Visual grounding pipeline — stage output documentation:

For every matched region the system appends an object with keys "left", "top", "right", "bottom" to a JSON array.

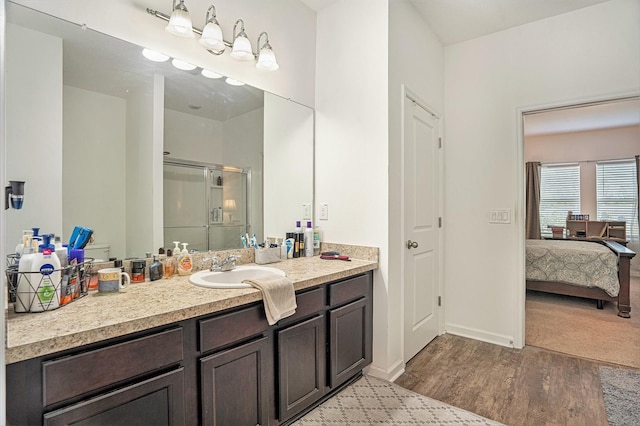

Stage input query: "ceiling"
[
  {"left": 301, "top": 0, "right": 612, "bottom": 46},
  {"left": 524, "top": 99, "right": 640, "bottom": 136}
]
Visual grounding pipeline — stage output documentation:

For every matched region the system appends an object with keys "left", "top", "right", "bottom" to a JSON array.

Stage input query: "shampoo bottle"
[
  {"left": 304, "top": 221, "right": 314, "bottom": 257},
  {"left": 177, "top": 243, "right": 193, "bottom": 276}
]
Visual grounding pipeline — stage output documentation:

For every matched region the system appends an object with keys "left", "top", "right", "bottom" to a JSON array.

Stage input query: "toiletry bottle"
[
  {"left": 305, "top": 221, "right": 314, "bottom": 257},
  {"left": 131, "top": 259, "right": 146, "bottom": 282},
  {"left": 149, "top": 255, "right": 163, "bottom": 281},
  {"left": 163, "top": 249, "right": 176, "bottom": 279},
  {"left": 29, "top": 235, "right": 62, "bottom": 312},
  {"left": 177, "top": 243, "right": 193, "bottom": 276},
  {"left": 294, "top": 221, "right": 302, "bottom": 258},
  {"left": 114, "top": 259, "right": 126, "bottom": 287},
  {"left": 15, "top": 229, "right": 33, "bottom": 255},
  {"left": 173, "top": 241, "right": 181, "bottom": 253},
  {"left": 286, "top": 233, "right": 295, "bottom": 259},
  {"left": 217, "top": 175, "right": 222, "bottom": 186},
  {"left": 313, "top": 226, "right": 321, "bottom": 256}
]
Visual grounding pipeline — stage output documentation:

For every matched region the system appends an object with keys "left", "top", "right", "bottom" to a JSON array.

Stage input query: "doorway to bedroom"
[{"left": 522, "top": 97, "right": 640, "bottom": 368}]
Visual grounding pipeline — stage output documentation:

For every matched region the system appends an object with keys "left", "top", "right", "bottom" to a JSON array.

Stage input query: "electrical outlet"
[
  {"left": 320, "top": 203, "right": 329, "bottom": 220},
  {"left": 302, "top": 203, "right": 311, "bottom": 220}
]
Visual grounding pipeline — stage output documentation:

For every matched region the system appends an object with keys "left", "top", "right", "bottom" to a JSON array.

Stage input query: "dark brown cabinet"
[
  {"left": 6, "top": 271, "right": 373, "bottom": 426},
  {"left": 200, "top": 336, "right": 272, "bottom": 426},
  {"left": 43, "top": 368, "right": 185, "bottom": 426},
  {"left": 277, "top": 314, "right": 326, "bottom": 422},
  {"left": 327, "top": 273, "right": 373, "bottom": 389}
]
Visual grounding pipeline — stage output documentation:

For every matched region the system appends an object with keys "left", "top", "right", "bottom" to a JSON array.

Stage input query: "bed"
[{"left": 526, "top": 239, "right": 636, "bottom": 318}]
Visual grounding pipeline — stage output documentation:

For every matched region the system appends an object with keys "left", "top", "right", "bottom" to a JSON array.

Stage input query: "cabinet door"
[
  {"left": 200, "top": 336, "right": 272, "bottom": 426},
  {"left": 277, "top": 315, "right": 326, "bottom": 421},
  {"left": 328, "top": 297, "right": 372, "bottom": 388},
  {"left": 43, "top": 368, "right": 185, "bottom": 426}
]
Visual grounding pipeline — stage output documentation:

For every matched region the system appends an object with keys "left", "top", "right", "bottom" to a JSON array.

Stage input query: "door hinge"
[
  {"left": 438, "top": 296, "right": 442, "bottom": 306},
  {"left": 438, "top": 137, "right": 442, "bottom": 149},
  {"left": 438, "top": 217, "right": 442, "bottom": 228}
]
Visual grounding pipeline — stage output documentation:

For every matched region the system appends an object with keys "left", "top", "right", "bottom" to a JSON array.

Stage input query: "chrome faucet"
[{"left": 205, "top": 254, "right": 241, "bottom": 272}]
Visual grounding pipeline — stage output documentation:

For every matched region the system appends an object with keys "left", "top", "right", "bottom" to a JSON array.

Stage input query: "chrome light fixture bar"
[{"left": 146, "top": 2, "right": 279, "bottom": 70}]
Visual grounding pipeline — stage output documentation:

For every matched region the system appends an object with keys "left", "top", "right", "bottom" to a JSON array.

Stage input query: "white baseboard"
[
  {"left": 365, "top": 358, "right": 405, "bottom": 382},
  {"left": 445, "top": 323, "right": 515, "bottom": 348}
]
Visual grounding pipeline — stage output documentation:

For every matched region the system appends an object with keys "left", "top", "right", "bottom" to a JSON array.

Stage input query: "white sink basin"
[{"left": 189, "top": 265, "right": 286, "bottom": 289}]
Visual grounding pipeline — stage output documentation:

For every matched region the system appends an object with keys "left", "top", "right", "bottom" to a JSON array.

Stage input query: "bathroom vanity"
[{"left": 5, "top": 254, "right": 377, "bottom": 425}]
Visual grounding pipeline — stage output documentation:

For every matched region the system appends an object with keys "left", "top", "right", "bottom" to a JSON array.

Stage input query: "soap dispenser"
[
  {"left": 177, "top": 243, "right": 193, "bottom": 276},
  {"left": 163, "top": 249, "right": 176, "bottom": 279},
  {"left": 149, "top": 255, "right": 163, "bottom": 281}
]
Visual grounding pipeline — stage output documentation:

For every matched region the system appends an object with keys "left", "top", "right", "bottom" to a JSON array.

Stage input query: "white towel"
[{"left": 242, "top": 273, "right": 297, "bottom": 325}]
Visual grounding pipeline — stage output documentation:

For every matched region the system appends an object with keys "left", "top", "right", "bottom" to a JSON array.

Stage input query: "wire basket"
[{"left": 6, "top": 255, "right": 93, "bottom": 313}]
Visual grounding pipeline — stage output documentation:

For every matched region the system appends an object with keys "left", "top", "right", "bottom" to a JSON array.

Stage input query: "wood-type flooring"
[{"left": 395, "top": 334, "right": 610, "bottom": 426}]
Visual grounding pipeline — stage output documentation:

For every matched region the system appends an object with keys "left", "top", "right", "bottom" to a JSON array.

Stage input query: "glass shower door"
[
  {"left": 163, "top": 164, "right": 208, "bottom": 252},
  {"left": 208, "top": 168, "right": 248, "bottom": 250}
]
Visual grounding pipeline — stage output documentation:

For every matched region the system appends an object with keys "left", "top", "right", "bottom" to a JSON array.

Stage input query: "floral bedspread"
[{"left": 526, "top": 239, "right": 619, "bottom": 297}]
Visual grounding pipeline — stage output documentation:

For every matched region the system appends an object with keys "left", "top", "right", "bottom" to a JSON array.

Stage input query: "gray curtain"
[{"left": 526, "top": 162, "right": 542, "bottom": 240}]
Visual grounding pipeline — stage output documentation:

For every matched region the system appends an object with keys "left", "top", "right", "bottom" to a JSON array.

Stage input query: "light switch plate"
[
  {"left": 302, "top": 203, "right": 311, "bottom": 220},
  {"left": 320, "top": 203, "right": 329, "bottom": 220},
  {"left": 489, "top": 209, "right": 511, "bottom": 224}
]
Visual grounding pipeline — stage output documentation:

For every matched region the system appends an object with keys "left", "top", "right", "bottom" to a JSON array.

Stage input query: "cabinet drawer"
[
  {"left": 43, "top": 328, "right": 183, "bottom": 407},
  {"left": 278, "top": 287, "right": 325, "bottom": 326},
  {"left": 199, "top": 304, "right": 268, "bottom": 353},
  {"left": 329, "top": 274, "right": 370, "bottom": 307}
]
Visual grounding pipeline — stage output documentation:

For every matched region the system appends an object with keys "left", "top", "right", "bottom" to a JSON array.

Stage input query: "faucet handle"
[{"left": 203, "top": 257, "right": 220, "bottom": 271}]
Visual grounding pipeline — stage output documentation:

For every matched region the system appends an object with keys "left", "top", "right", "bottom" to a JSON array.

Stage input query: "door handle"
[{"left": 406, "top": 240, "right": 419, "bottom": 249}]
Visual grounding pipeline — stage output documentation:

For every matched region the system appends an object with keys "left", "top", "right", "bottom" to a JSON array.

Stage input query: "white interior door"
[{"left": 403, "top": 96, "right": 441, "bottom": 362}]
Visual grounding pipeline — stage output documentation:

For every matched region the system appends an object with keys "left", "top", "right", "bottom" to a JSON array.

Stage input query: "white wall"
[
  {"left": 125, "top": 76, "right": 160, "bottom": 258},
  {"left": 14, "top": 0, "right": 317, "bottom": 108},
  {"left": 443, "top": 0, "right": 640, "bottom": 347},
  {"left": 164, "top": 109, "right": 224, "bottom": 161},
  {"left": 315, "top": 0, "right": 390, "bottom": 376},
  {"left": 264, "top": 93, "right": 314, "bottom": 240},
  {"left": 63, "top": 85, "right": 127, "bottom": 259},
  {"left": 223, "top": 108, "right": 265, "bottom": 240},
  {"left": 384, "top": 0, "right": 445, "bottom": 379},
  {"left": 5, "top": 23, "right": 63, "bottom": 251}
]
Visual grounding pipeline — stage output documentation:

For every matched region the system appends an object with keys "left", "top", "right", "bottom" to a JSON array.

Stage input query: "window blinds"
[
  {"left": 539, "top": 164, "right": 581, "bottom": 233},
  {"left": 596, "top": 159, "right": 639, "bottom": 241}
]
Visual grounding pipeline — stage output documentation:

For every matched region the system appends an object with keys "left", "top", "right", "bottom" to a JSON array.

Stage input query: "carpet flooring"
[
  {"left": 526, "top": 272, "right": 640, "bottom": 368},
  {"left": 294, "top": 375, "right": 502, "bottom": 425},
  {"left": 599, "top": 366, "right": 640, "bottom": 426}
]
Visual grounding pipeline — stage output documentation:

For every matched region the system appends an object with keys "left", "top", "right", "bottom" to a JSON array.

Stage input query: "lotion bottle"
[
  {"left": 177, "top": 243, "right": 193, "bottom": 276},
  {"left": 29, "top": 235, "right": 61, "bottom": 312}
]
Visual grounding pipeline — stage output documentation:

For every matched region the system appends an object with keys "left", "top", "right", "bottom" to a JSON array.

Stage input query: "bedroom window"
[
  {"left": 596, "top": 159, "right": 639, "bottom": 241},
  {"left": 539, "top": 163, "right": 581, "bottom": 233}
]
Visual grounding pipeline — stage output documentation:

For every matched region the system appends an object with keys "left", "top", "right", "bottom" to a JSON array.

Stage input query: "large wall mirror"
[{"left": 4, "top": 2, "right": 314, "bottom": 260}]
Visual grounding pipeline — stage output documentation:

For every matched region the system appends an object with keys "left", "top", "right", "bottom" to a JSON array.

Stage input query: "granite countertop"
[{"left": 6, "top": 245, "right": 378, "bottom": 364}]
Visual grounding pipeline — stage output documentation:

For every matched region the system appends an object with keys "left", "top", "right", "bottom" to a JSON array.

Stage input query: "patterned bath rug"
[
  {"left": 599, "top": 366, "right": 640, "bottom": 426},
  {"left": 293, "top": 375, "right": 502, "bottom": 425}
]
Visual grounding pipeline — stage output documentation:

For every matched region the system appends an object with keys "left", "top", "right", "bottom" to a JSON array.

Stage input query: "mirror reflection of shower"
[{"left": 163, "top": 160, "right": 249, "bottom": 252}]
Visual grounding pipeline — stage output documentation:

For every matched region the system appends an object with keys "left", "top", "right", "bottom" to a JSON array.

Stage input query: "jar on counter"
[{"left": 131, "top": 259, "right": 146, "bottom": 283}]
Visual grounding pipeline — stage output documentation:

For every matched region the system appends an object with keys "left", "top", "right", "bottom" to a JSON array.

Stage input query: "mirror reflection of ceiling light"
[
  {"left": 165, "top": 0, "right": 194, "bottom": 38},
  {"left": 171, "top": 58, "right": 197, "bottom": 71},
  {"left": 201, "top": 69, "right": 223, "bottom": 79},
  {"left": 146, "top": 2, "right": 279, "bottom": 70},
  {"left": 225, "top": 78, "right": 245, "bottom": 86},
  {"left": 142, "top": 48, "right": 170, "bottom": 62}
]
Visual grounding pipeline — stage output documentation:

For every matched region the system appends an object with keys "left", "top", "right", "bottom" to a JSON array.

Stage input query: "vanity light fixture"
[
  {"left": 146, "top": 2, "right": 279, "bottom": 70},
  {"left": 229, "top": 19, "right": 253, "bottom": 61},
  {"left": 201, "top": 69, "right": 223, "bottom": 79},
  {"left": 165, "top": 0, "right": 194, "bottom": 38},
  {"left": 171, "top": 58, "right": 197, "bottom": 71},
  {"left": 142, "top": 48, "right": 170, "bottom": 62},
  {"left": 256, "top": 32, "right": 279, "bottom": 71},
  {"left": 199, "top": 5, "right": 225, "bottom": 53}
]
